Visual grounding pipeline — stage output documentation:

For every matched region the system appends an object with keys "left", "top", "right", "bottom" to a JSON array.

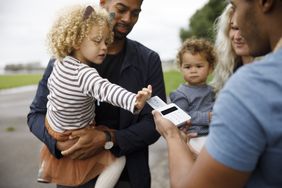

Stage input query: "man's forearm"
[
  {"left": 27, "top": 110, "right": 62, "bottom": 158},
  {"left": 167, "top": 134, "right": 194, "bottom": 188}
]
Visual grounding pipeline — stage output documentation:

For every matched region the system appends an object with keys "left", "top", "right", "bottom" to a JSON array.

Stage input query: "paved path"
[{"left": 0, "top": 86, "right": 169, "bottom": 188}]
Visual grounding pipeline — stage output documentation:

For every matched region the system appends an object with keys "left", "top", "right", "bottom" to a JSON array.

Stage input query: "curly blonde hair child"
[
  {"left": 47, "top": 4, "right": 113, "bottom": 60},
  {"left": 37, "top": 4, "right": 152, "bottom": 188}
]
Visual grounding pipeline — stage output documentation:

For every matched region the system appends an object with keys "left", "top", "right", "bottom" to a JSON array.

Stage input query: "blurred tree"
[{"left": 180, "top": 0, "right": 227, "bottom": 42}]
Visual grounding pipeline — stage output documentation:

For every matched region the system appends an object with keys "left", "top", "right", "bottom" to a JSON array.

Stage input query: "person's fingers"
[
  {"left": 69, "top": 127, "right": 89, "bottom": 139},
  {"left": 60, "top": 131, "right": 72, "bottom": 141},
  {"left": 152, "top": 110, "right": 164, "bottom": 130},
  {"left": 69, "top": 130, "right": 83, "bottom": 137},
  {"left": 63, "top": 130, "right": 73, "bottom": 135},
  {"left": 136, "top": 86, "right": 152, "bottom": 102},
  {"left": 152, "top": 110, "right": 161, "bottom": 118},
  {"left": 144, "top": 85, "right": 152, "bottom": 97},
  {"left": 57, "top": 134, "right": 70, "bottom": 142},
  {"left": 141, "top": 86, "right": 152, "bottom": 95},
  {"left": 187, "top": 132, "right": 198, "bottom": 138},
  {"left": 186, "top": 119, "right": 192, "bottom": 126},
  {"left": 61, "top": 142, "right": 80, "bottom": 156},
  {"left": 180, "top": 120, "right": 192, "bottom": 131},
  {"left": 147, "top": 84, "right": 152, "bottom": 92},
  {"left": 56, "top": 138, "right": 78, "bottom": 151},
  {"left": 139, "top": 90, "right": 149, "bottom": 96},
  {"left": 137, "top": 91, "right": 144, "bottom": 99},
  {"left": 180, "top": 131, "right": 188, "bottom": 142}
]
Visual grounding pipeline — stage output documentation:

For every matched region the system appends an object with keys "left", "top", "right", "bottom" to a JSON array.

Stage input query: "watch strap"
[
  {"left": 103, "top": 130, "right": 114, "bottom": 150},
  {"left": 103, "top": 130, "right": 112, "bottom": 142}
]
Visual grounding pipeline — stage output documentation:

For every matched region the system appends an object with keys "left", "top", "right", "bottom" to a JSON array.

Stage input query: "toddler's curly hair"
[
  {"left": 176, "top": 38, "right": 217, "bottom": 69},
  {"left": 47, "top": 4, "right": 113, "bottom": 60}
]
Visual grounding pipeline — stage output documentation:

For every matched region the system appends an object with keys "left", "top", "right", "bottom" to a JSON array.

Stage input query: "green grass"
[
  {"left": 0, "top": 74, "right": 42, "bottom": 90},
  {"left": 0, "top": 71, "right": 212, "bottom": 96},
  {"left": 5, "top": 126, "right": 15, "bottom": 132},
  {"left": 163, "top": 70, "right": 184, "bottom": 96},
  {"left": 0, "top": 72, "right": 181, "bottom": 93},
  {"left": 163, "top": 70, "right": 214, "bottom": 96}
]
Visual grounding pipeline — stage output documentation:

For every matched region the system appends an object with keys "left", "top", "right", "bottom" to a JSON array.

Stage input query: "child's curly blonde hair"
[
  {"left": 176, "top": 38, "right": 217, "bottom": 69},
  {"left": 47, "top": 4, "right": 113, "bottom": 60}
]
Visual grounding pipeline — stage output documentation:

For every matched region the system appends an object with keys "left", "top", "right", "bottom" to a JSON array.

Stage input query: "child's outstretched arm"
[{"left": 135, "top": 85, "right": 152, "bottom": 111}]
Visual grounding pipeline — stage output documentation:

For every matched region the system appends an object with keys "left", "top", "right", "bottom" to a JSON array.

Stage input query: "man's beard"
[
  {"left": 113, "top": 24, "right": 132, "bottom": 41},
  {"left": 114, "top": 31, "right": 126, "bottom": 41}
]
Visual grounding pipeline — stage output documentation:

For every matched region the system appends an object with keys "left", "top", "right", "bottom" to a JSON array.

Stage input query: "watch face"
[{"left": 104, "top": 141, "right": 114, "bottom": 150}]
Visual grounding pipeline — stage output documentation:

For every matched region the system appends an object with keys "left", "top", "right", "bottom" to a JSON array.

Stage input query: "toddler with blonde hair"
[{"left": 37, "top": 4, "right": 151, "bottom": 188}]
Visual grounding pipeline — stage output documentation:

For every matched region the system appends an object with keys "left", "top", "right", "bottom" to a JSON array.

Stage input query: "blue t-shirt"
[{"left": 206, "top": 48, "right": 282, "bottom": 187}]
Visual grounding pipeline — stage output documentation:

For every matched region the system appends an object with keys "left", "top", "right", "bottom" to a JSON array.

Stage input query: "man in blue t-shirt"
[{"left": 152, "top": 0, "right": 282, "bottom": 187}]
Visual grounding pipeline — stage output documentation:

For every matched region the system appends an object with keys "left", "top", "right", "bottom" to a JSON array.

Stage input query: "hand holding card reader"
[{"left": 147, "top": 96, "right": 191, "bottom": 127}]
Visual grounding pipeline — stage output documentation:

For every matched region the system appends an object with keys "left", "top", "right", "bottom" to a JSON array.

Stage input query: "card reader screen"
[{"left": 161, "top": 106, "right": 177, "bottom": 115}]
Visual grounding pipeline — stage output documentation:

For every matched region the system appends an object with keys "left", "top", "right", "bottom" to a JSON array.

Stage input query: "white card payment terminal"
[{"left": 147, "top": 96, "right": 191, "bottom": 127}]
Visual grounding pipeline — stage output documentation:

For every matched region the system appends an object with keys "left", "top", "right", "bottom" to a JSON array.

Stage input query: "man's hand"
[
  {"left": 152, "top": 110, "right": 180, "bottom": 139},
  {"left": 152, "top": 110, "right": 192, "bottom": 140},
  {"left": 56, "top": 137, "right": 78, "bottom": 152},
  {"left": 60, "top": 126, "right": 107, "bottom": 160}
]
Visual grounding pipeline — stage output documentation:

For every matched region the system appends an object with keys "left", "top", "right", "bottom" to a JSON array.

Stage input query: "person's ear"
[{"left": 259, "top": 0, "right": 274, "bottom": 13}]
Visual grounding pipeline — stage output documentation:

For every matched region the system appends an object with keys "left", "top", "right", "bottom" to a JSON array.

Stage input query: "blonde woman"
[{"left": 210, "top": 4, "right": 253, "bottom": 97}]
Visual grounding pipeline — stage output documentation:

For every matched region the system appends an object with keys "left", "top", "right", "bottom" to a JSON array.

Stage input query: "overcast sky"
[{"left": 0, "top": 0, "right": 209, "bottom": 68}]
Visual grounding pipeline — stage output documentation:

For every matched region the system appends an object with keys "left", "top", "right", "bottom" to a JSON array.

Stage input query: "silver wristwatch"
[{"left": 103, "top": 130, "right": 114, "bottom": 150}]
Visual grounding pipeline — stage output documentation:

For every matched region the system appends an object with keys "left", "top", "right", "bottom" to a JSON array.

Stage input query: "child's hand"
[{"left": 135, "top": 85, "right": 152, "bottom": 110}]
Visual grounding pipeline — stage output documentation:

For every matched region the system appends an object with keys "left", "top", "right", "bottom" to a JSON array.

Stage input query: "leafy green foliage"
[{"left": 180, "top": 0, "right": 227, "bottom": 42}]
